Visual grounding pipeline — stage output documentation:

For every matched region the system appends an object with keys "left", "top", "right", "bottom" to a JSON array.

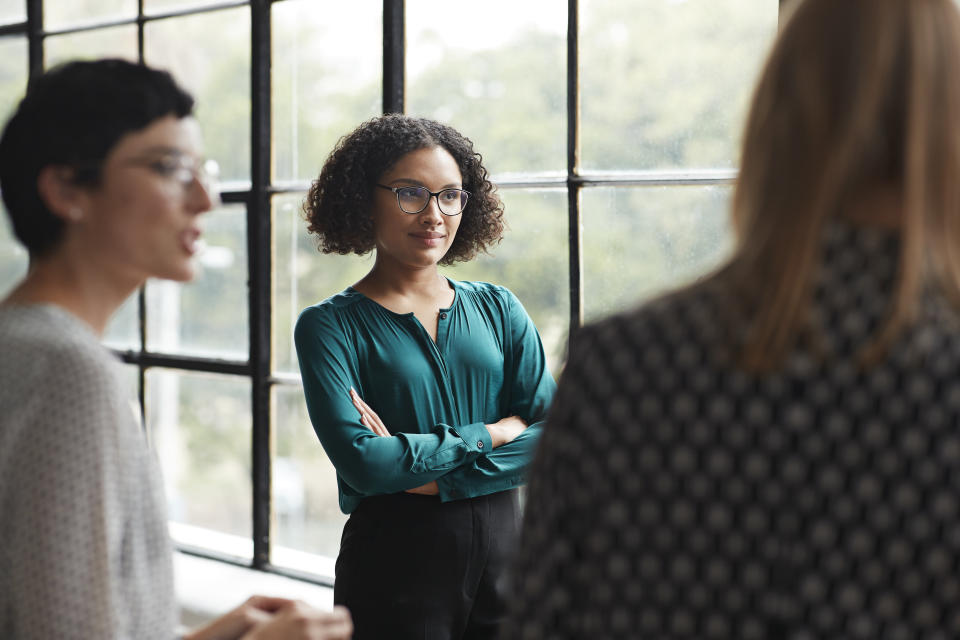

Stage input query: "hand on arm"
[
  {"left": 349, "top": 387, "right": 389, "bottom": 436},
  {"left": 296, "top": 308, "right": 492, "bottom": 496},
  {"left": 349, "top": 388, "right": 438, "bottom": 495},
  {"left": 347, "top": 389, "right": 527, "bottom": 495},
  {"left": 485, "top": 414, "right": 529, "bottom": 448},
  {"left": 433, "top": 288, "right": 556, "bottom": 501}
]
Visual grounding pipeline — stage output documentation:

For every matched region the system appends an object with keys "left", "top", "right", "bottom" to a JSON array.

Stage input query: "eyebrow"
[
  {"left": 387, "top": 178, "right": 462, "bottom": 189},
  {"left": 136, "top": 146, "right": 190, "bottom": 157}
]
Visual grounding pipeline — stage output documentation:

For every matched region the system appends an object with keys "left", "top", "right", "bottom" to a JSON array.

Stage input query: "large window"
[{"left": 0, "top": 0, "right": 778, "bottom": 584}]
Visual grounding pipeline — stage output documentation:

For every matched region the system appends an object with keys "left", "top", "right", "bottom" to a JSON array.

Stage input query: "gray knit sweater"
[{"left": 0, "top": 304, "right": 176, "bottom": 639}]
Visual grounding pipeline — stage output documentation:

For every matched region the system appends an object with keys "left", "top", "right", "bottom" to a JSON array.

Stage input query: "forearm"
[
  {"left": 435, "top": 419, "right": 544, "bottom": 501},
  {"left": 330, "top": 421, "right": 493, "bottom": 495}
]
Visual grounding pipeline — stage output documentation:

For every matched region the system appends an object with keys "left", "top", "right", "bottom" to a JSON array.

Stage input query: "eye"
[
  {"left": 397, "top": 186, "right": 425, "bottom": 199},
  {"left": 148, "top": 156, "right": 182, "bottom": 177},
  {"left": 440, "top": 190, "right": 461, "bottom": 202}
]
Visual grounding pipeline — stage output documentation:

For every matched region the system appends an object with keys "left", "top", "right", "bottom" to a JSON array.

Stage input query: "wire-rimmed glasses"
[
  {"left": 123, "top": 153, "right": 221, "bottom": 200},
  {"left": 376, "top": 184, "right": 470, "bottom": 216}
]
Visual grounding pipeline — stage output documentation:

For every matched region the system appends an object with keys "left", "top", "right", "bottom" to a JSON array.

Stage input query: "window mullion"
[{"left": 250, "top": 0, "right": 272, "bottom": 570}]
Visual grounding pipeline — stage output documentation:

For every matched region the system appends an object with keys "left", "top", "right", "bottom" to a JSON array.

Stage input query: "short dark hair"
[
  {"left": 0, "top": 58, "right": 195, "bottom": 256},
  {"left": 303, "top": 114, "right": 504, "bottom": 265}
]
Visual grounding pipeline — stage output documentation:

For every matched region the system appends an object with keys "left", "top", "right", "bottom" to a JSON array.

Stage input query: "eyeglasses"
[
  {"left": 123, "top": 154, "right": 220, "bottom": 195},
  {"left": 376, "top": 184, "right": 470, "bottom": 216}
]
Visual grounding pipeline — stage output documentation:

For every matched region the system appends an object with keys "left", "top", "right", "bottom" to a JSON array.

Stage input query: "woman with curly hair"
[{"left": 294, "top": 114, "right": 556, "bottom": 639}]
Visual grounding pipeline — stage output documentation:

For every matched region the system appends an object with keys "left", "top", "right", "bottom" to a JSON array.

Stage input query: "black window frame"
[{"left": 5, "top": 0, "right": 785, "bottom": 587}]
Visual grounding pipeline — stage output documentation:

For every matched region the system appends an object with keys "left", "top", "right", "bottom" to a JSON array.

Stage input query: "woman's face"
[
  {"left": 72, "top": 114, "right": 214, "bottom": 284},
  {"left": 370, "top": 145, "right": 463, "bottom": 270}
]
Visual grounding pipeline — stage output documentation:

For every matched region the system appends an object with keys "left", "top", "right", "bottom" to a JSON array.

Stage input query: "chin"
[{"left": 161, "top": 261, "right": 199, "bottom": 283}]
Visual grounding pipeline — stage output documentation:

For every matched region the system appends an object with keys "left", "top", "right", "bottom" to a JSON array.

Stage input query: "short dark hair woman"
[
  {"left": 0, "top": 59, "right": 351, "bottom": 640},
  {"left": 295, "top": 114, "right": 556, "bottom": 639},
  {"left": 505, "top": 0, "right": 960, "bottom": 637}
]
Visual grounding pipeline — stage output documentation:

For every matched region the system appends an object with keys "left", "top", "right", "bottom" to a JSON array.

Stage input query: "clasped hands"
[
  {"left": 185, "top": 596, "right": 352, "bottom": 640},
  {"left": 348, "top": 387, "right": 527, "bottom": 495}
]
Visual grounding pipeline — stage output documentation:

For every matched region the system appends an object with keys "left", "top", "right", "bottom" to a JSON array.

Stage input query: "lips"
[
  {"left": 409, "top": 231, "right": 446, "bottom": 247},
  {"left": 180, "top": 228, "right": 203, "bottom": 255}
]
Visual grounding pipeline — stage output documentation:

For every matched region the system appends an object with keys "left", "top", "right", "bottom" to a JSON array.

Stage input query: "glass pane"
[
  {"left": 144, "top": 0, "right": 231, "bottom": 15},
  {"left": 273, "top": 384, "right": 347, "bottom": 566},
  {"left": 583, "top": 185, "right": 733, "bottom": 321},
  {"left": 44, "top": 0, "right": 136, "bottom": 30},
  {"left": 447, "top": 188, "right": 569, "bottom": 375},
  {"left": 407, "top": 0, "right": 566, "bottom": 178},
  {"left": 0, "top": 39, "right": 24, "bottom": 295},
  {"left": 144, "top": 8, "right": 250, "bottom": 186},
  {"left": 146, "top": 369, "right": 252, "bottom": 548},
  {"left": 580, "top": 0, "right": 777, "bottom": 171},
  {"left": 0, "top": 203, "right": 27, "bottom": 300},
  {"left": 0, "top": 0, "right": 25, "bottom": 24},
  {"left": 273, "top": 0, "right": 381, "bottom": 185},
  {"left": 44, "top": 25, "right": 138, "bottom": 67},
  {"left": 103, "top": 292, "right": 140, "bottom": 351},
  {"left": 273, "top": 193, "right": 374, "bottom": 375},
  {"left": 146, "top": 203, "right": 248, "bottom": 359},
  {"left": 0, "top": 36, "right": 27, "bottom": 123}
]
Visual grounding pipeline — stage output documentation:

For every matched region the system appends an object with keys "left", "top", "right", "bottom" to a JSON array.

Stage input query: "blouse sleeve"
[
  {"left": 294, "top": 306, "right": 493, "bottom": 497},
  {"left": 435, "top": 288, "right": 557, "bottom": 501}
]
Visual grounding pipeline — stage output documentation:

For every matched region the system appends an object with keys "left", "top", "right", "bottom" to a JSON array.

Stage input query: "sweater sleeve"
[
  {"left": 7, "top": 353, "right": 131, "bottom": 639},
  {"left": 435, "top": 288, "right": 557, "bottom": 501},
  {"left": 294, "top": 306, "right": 493, "bottom": 499}
]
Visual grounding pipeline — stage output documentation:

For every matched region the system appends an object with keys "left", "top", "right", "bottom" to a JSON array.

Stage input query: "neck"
[
  {"left": 356, "top": 254, "right": 448, "bottom": 299},
  {"left": 1, "top": 246, "right": 143, "bottom": 337}
]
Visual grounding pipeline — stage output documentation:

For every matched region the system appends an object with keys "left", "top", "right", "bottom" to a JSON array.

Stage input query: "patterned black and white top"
[
  {"left": 505, "top": 221, "right": 960, "bottom": 639},
  {"left": 0, "top": 305, "right": 176, "bottom": 640}
]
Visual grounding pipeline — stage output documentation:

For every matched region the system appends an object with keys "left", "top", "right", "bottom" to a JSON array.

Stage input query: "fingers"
[
  {"left": 349, "top": 388, "right": 390, "bottom": 437},
  {"left": 367, "top": 404, "right": 389, "bottom": 435},
  {"left": 404, "top": 480, "right": 440, "bottom": 495},
  {"left": 245, "top": 595, "right": 296, "bottom": 613},
  {"left": 318, "top": 606, "right": 353, "bottom": 638},
  {"left": 186, "top": 597, "right": 279, "bottom": 640},
  {"left": 240, "top": 601, "right": 353, "bottom": 640}
]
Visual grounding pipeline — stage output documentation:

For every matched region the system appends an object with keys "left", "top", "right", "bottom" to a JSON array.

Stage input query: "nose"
[
  {"left": 187, "top": 176, "right": 219, "bottom": 214},
  {"left": 419, "top": 196, "right": 444, "bottom": 225}
]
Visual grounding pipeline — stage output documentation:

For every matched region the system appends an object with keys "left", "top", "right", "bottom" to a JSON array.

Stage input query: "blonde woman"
[{"left": 506, "top": 0, "right": 960, "bottom": 637}]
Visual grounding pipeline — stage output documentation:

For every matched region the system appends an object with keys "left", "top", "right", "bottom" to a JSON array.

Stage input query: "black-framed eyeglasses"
[{"left": 376, "top": 184, "right": 470, "bottom": 216}]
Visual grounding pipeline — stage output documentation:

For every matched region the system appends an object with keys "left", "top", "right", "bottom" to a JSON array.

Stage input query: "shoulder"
[
  {"left": 571, "top": 281, "right": 725, "bottom": 368},
  {"left": 451, "top": 279, "right": 523, "bottom": 311},
  {"left": 0, "top": 306, "right": 128, "bottom": 466},
  {"left": 295, "top": 288, "right": 366, "bottom": 334},
  {"left": 0, "top": 306, "right": 117, "bottom": 394}
]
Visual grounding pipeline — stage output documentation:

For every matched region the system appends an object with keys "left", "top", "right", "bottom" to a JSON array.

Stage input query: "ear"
[{"left": 36, "top": 165, "right": 87, "bottom": 222}]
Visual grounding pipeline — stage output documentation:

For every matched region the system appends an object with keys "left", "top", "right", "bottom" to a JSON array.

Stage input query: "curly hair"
[{"left": 303, "top": 114, "right": 504, "bottom": 265}]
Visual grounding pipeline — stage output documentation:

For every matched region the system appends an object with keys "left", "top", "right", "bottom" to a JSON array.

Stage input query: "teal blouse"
[{"left": 294, "top": 279, "right": 557, "bottom": 514}]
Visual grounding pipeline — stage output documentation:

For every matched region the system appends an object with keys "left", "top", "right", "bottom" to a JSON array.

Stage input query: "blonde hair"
[{"left": 727, "top": 0, "right": 960, "bottom": 370}]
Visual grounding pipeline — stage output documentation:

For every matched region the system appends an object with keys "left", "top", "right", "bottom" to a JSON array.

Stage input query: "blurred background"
[{"left": 0, "top": 0, "right": 778, "bottom": 582}]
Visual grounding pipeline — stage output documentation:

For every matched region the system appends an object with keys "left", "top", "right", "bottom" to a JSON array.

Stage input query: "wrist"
[{"left": 485, "top": 423, "right": 502, "bottom": 448}]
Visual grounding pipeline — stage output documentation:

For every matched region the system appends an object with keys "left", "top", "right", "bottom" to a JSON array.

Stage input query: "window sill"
[{"left": 174, "top": 551, "right": 335, "bottom": 630}]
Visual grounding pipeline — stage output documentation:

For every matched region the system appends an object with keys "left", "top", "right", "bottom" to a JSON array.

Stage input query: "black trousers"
[{"left": 334, "top": 489, "right": 521, "bottom": 640}]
